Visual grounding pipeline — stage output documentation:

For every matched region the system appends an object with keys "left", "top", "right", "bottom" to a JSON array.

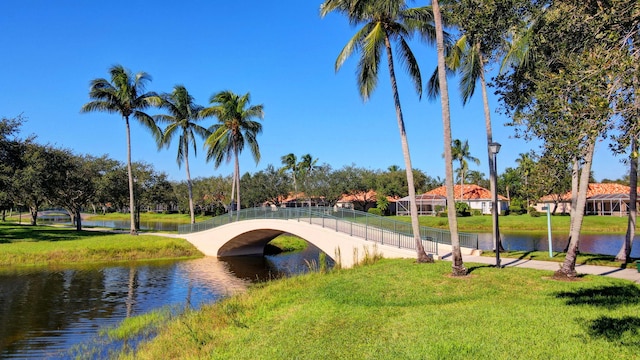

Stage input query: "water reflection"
[
  {"left": 0, "top": 246, "right": 327, "bottom": 359},
  {"left": 478, "top": 233, "right": 640, "bottom": 257}
]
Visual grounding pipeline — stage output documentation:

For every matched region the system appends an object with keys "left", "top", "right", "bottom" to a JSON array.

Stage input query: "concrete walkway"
[{"left": 442, "top": 253, "right": 640, "bottom": 284}]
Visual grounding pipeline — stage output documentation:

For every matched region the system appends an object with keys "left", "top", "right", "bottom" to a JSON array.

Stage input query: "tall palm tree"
[
  {"left": 299, "top": 153, "right": 319, "bottom": 206},
  {"left": 156, "top": 85, "right": 210, "bottom": 224},
  {"left": 201, "top": 91, "right": 264, "bottom": 219},
  {"left": 280, "top": 153, "right": 299, "bottom": 205},
  {"left": 451, "top": 139, "right": 480, "bottom": 199},
  {"left": 321, "top": 0, "right": 436, "bottom": 263},
  {"left": 432, "top": 0, "right": 467, "bottom": 275},
  {"left": 80, "top": 65, "right": 161, "bottom": 235}
]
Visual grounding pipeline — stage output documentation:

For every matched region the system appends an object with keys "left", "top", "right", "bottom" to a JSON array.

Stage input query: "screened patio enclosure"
[
  {"left": 585, "top": 193, "right": 635, "bottom": 216},
  {"left": 396, "top": 194, "right": 446, "bottom": 216}
]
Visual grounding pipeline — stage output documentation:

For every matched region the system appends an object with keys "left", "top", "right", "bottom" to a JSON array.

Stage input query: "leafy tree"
[
  {"left": 12, "top": 144, "right": 72, "bottom": 225},
  {"left": 321, "top": 0, "right": 436, "bottom": 263},
  {"left": 241, "top": 165, "right": 289, "bottom": 208},
  {"left": 156, "top": 85, "right": 210, "bottom": 224},
  {"left": 80, "top": 65, "right": 161, "bottom": 235},
  {"left": 0, "top": 115, "right": 28, "bottom": 219},
  {"left": 52, "top": 154, "right": 102, "bottom": 230},
  {"left": 306, "top": 164, "right": 345, "bottom": 206},
  {"left": 496, "top": 0, "right": 626, "bottom": 278},
  {"left": 201, "top": 91, "right": 264, "bottom": 218}
]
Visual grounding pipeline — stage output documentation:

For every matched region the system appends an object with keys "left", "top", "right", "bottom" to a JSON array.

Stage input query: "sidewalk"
[{"left": 452, "top": 254, "right": 640, "bottom": 284}]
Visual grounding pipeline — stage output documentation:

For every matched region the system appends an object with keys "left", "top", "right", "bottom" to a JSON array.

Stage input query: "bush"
[
  {"left": 438, "top": 211, "right": 448, "bottom": 217},
  {"left": 368, "top": 208, "right": 383, "bottom": 216},
  {"left": 455, "top": 202, "right": 471, "bottom": 217},
  {"left": 509, "top": 206, "right": 527, "bottom": 215},
  {"left": 472, "top": 209, "right": 482, "bottom": 216}
]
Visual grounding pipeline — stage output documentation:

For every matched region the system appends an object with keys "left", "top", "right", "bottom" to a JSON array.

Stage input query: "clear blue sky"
[{"left": 0, "top": 1, "right": 627, "bottom": 183}]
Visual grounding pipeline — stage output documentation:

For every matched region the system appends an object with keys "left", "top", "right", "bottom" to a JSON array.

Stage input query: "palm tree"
[
  {"left": 432, "top": 0, "right": 467, "bottom": 275},
  {"left": 80, "top": 65, "right": 161, "bottom": 235},
  {"left": 299, "top": 154, "right": 319, "bottom": 206},
  {"left": 451, "top": 139, "right": 480, "bottom": 199},
  {"left": 156, "top": 85, "right": 210, "bottom": 224},
  {"left": 320, "top": 0, "right": 436, "bottom": 263},
  {"left": 280, "top": 153, "right": 299, "bottom": 205},
  {"left": 201, "top": 91, "right": 264, "bottom": 219}
]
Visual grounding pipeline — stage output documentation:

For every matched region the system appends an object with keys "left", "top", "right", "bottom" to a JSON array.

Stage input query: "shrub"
[
  {"left": 367, "top": 208, "right": 383, "bottom": 216},
  {"left": 472, "top": 209, "right": 482, "bottom": 216},
  {"left": 455, "top": 202, "right": 471, "bottom": 217}
]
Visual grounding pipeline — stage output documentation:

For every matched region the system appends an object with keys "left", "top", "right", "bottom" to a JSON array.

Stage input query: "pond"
[
  {"left": 0, "top": 245, "right": 329, "bottom": 359},
  {"left": 477, "top": 232, "right": 640, "bottom": 257}
]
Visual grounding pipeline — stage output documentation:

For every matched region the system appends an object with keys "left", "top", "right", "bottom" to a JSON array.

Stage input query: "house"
[
  {"left": 397, "top": 184, "right": 509, "bottom": 216},
  {"left": 336, "top": 190, "right": 398, "bottom": 214},
  {"left": 534, "top": 183, "right": 640, "bottom": 216}
]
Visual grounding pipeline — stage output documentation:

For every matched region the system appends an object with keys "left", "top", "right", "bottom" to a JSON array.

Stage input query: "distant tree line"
[{"left": 0, "top": 115, "right": 446, "bottom": 228}]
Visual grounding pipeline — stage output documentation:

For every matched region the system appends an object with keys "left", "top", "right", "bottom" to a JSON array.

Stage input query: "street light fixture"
[{"left": 489, "top": 142, "right": 502, "bottom": 268}]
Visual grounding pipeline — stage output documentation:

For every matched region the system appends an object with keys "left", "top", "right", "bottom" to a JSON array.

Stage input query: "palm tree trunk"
[
  {"left": 234, "top": 148, "right": 241, "bottom": 221},
  {"left": 125, "top": 116, "right": 137, "bottom": 236},
  {"left": 434, "top": 0, "right": 465, "bottom": 275},
  {"left": 184, "top": 144, "right": 195, "bottom": 224},
  {"left": 616, "top": 136, "right": 637, "bottom": 263},
  {"left": 556, "top": 138, "right": 596, "bottom": 278},
  {"left": 384, "top": 35, "right": 431, "bottom": 263}
]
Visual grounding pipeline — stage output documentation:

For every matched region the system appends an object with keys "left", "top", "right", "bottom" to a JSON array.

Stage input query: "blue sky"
[{"left": 0, "top": 1, "right": 628, "bottom": 183}]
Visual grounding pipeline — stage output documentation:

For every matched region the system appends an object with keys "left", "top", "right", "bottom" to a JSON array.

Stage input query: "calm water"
[
  {"left": 477, "top": 233, "right": 640, "bottom": 257},
  {"left": 0, "top": 246, "right": 328, "bottom": 359}
]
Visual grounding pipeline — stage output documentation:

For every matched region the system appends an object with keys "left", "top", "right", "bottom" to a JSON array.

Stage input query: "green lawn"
[
  {"left": 390, "top": 214, "right": 630, "bottom": 233},
  {"left": 0, "top": 223, "right": 202, "bottom": 267},
  {"left": 119, "top": 259, "right": 640, "bottom": 359}
]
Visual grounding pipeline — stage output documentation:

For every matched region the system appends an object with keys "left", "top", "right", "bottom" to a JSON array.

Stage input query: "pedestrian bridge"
[{"left": 178, "top": 207, "right": 480, "bottom": 268}]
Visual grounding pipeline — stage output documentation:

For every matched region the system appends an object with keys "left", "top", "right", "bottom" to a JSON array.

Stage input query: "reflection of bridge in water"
[{"left": 178, "top": 207, "right": 480, "bottom": 268}]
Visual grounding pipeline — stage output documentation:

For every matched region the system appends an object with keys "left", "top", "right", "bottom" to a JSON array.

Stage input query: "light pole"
[{"left": 489, "top": 142, "right": 502, "bottom": 268}]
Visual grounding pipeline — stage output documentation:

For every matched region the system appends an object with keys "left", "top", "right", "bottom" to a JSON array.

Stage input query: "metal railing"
[{"left": 178, "top": 207, "right": 479, "bottom": 255}]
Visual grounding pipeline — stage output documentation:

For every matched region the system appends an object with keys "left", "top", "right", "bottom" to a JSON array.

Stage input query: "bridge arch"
[{"left": 181, "top": 219, "right": 417, "bottom": 268}]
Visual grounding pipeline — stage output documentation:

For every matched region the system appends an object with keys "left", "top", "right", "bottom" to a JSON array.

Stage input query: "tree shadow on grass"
[
  {"left": 585, "top": 316, "right": 640, "bottom": 345},
  {"left": 1, "top": 224, "right": 114, "bottom": 243},
  {"left": 556, "top": 285, "right": 640, "bottom": 309}
]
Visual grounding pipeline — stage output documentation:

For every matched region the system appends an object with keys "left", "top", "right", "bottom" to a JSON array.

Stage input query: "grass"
[
  {"left": 0, "top": 222, "right": 202, "bottom": 267},
  {"left": 267, "top": 235, "right": 308, "bottom": 252},
  {"left": 483, "top": 250, "right": 638, "bottom": 268},
  {"left": 390, "top": 214, "right": 630, "bottom": 233},
  {"left": 84, "top": 212, "right": 207, "bottom": 224},
  {"left": 117, "top": 259, "right": 640, "bottom": 359}
]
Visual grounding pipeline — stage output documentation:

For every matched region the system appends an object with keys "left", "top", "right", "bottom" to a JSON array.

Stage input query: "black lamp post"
[{"left": 489, "top": 142, "right": 502, "bottom": 268}]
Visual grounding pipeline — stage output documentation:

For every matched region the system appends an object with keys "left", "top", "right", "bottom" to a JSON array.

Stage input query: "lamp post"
[{"left": 489, "top": 142, "right": 502, "bottom": 268}]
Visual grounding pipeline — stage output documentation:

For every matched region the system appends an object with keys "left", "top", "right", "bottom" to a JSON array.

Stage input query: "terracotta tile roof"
[
  {"left": 424, "top": 184, "right": 508, "bottom": 201},
  {"left": 538, "top": 183, "right": 640, "bottom": 202},
  {"left": 338, "top": 190, "right": 398, "bottom": 203}
]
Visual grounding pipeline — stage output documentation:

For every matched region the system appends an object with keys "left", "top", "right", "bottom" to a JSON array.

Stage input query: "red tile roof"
[
  {"left": 425, "top": 184, "right": 508, "bottom": 201},
  {"left": 538, "top": 183, "right": 639, "bottom": 202},
  {"left": 338, "top": 190, "right": 398, "bottom": 203}
]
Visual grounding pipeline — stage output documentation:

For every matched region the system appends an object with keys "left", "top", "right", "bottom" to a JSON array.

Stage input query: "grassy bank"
[
  {"left": 0, "top": 223, "right": 202, "bottom": 267},
  {"left": 118, "top": 259, "right": 640, "bottom": 359},
  {"left": 84, "top": 212, "right": 204, "bottom": 224},
  {"left": 390, "top": 214, "right": 630, "bottom": 233}
]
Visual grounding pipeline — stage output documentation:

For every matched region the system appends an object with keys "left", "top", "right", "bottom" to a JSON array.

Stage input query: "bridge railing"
[{"left": 177, "top": 207, "right": 479, "bottom": 255}]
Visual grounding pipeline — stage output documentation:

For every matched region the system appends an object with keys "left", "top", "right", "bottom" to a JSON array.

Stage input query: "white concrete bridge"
[{"left": 178, "top": 207, "right": 480, "bottom": 269}]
